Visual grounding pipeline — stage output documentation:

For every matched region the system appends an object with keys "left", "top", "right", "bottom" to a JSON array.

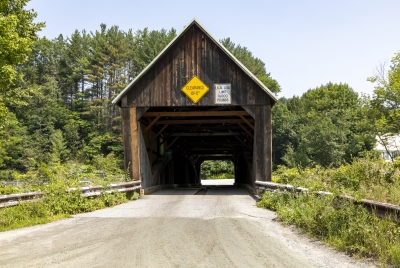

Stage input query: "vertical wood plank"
[
  {"left": 147, "top": 72, "right": 152, "bottom": 106},
  {"left": 229, "top": 63, "right": 236, "bottom": 104},
  {"left": 148, "top": 128, "right": 153, "bottom": 166},
  {"left": 236, "top": 71, "right": 247, "bottom": 103},
  {"left": 190, "top": 27, "right": 195, "bottom": 79},
  {"left": 201, "top": 33, "right": 206, "bottom": 82},
  {"left": 138, "top": 122, "right": 152, "bottom": 188},
  {"left": 206, "top": 35, "right": 212, "bottom": 84},
  {"left": 138, "top": 79, "right": 144, "bottom": 106},
  {"left": 180, "top": 36, "right": 187, "bottom": 106},
  {"left": 153, "top": 62, "right": 158, "bottom": 107},
  {"left": 247, "top": 82, "right": 254, "bottom": 105},
  {"left": 159, "top": 57, "right": 165, "bottom": 106},
  {"left": 166, "top": 54, "right": 172, "bottom": 106},
  {"left": 220, "top": 52, "right": 226, "bottom": 82},
  {"left": 122, "top": 108, "right": 131, "bottom": 174},
  {"left": 206, "top": 35, "right": 213, "bottom": 105},
  {"left": 264, "top": 104, "right": 272, "bottom": 181},
  {"left": 252, "top": 106, "right": 263, "bottom": 183},
  {"left": 129, "top": 107, "right": 140, "bottom": 180},
  {"left": 196, "top": 28, "right": 201, "bottom": 77},
  {"left": 212, "top": 44, "right": 219, "bottom": 83},
  {"left": 172, "top": 41, "right": 180, "bottom": 106}
]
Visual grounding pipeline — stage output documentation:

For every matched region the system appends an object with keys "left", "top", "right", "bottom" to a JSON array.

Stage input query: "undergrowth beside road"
[
  {"left": 0, "top": 184, "right": 139, "bottom": 232},
  {"left": 259, "top": 157, "right": 400, "bottom": 267},
  {"left": 257, "top": 191, "right": 400, "bottom": 267},
  {"left": 272, "top": 157, "right": 400, "bottom": 205},
  {"left": 0, "top": 161, "right": 140, "bottom": 232},
  {"left": 202, "top": 174, "right": 234, "bottom": 180}
]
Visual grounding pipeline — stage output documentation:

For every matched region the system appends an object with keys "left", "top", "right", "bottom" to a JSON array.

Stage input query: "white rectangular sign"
[{"left": 214, "top": 84, "right": 231, "bottom": 104}]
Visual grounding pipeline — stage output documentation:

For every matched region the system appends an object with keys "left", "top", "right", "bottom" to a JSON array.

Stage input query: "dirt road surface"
[{"left": 0, "top": 183, "right": 376, "bottom": 268}]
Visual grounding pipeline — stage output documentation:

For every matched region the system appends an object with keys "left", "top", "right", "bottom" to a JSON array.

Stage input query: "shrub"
[
  {"left": 0, "top": 161, "right": 139, "bottom": 232},
  {"left": 258, "top": 190, "right": 400, "bottom": 266},
  {"left": 273, "top": 158, "right": 400, "bottom": 204}
]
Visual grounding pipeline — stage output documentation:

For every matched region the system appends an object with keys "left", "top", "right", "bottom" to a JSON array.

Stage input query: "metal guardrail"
[
  {"left": 0, "top": 192, "right": 44, "bottom": 208},
  {"left": 255, "top": 181, "right": 400, "bottom": 222},
  {"left": 0, "top": 181, "right": 141, "bottom": 208}
]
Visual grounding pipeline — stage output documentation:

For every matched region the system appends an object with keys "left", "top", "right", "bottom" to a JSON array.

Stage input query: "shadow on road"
[{"left": 150, "top": 185, "right": 252, "bottom": 197}]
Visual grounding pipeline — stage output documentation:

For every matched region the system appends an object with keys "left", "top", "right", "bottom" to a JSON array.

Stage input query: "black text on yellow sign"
[{"left": 181, "top": 76, "right": 209, "bottom": 103}]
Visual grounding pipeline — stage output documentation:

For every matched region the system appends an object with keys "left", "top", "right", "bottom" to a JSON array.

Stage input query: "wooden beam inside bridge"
[
  {"left": 154, "top": 119, "right": 254, "bottom": 125},
  {"left": 142, "top": 111, "right": 249, "bottom": 117}
]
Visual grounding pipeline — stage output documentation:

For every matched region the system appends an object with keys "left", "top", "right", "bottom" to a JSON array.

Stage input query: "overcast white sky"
[{"left": 26, "top": 0, "right": 400, "bottom": 98}]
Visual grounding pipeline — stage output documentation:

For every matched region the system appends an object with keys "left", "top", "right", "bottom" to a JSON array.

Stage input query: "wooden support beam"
[
  {"left": 189, "top": 147, "right": 237, "bottom": 151},
  {"left": 129, "top": 108, "right": 139, "bottom": 179},
  {"left": 136, "top": 107, "right": 150, "bottom": 120},
  {"left": 166, "top": 136, "right": 180, "bottom": 150},
  {"left": 234, "top": 136, "right": 252, "bottom": 150},
  {"left": 265, "top": 105, "right": 272, "bottom": 182},
  {"left": 150, "top": 124, "right": 169, "bottom": 143},
  {"left": 238, "top": 123, "right": 254, "bottom": 139},
  {"left": 195, "top": 154, "right": 233, "bottom": 157},
  {"left": 155, "top": 119, "right": 254, "bottom": 125},
  {"left": 176, "top": 142, "right": 242, "bottom": 147},
  {"left": 190, "top": 151, "right": 238, "bottom": 156},
  {"left": 239, "top": 115, "right": 254, "bottom": 130},
  {"left": 143, "top": 111, "right": 249, "bottom": 117},
  {"left": 143, "top": 115, "right": 161, "bottom": 134},
  {"left": 170, "top": 132, "right": 240, "bottom": 137},
  {"left": 197, "top": 156, "right": 235, "bottom": 161},
  {"left": 252, "top": 105, "right": 272, "bottom": 182},
  {"left": 241, "top": 105, "right": 256, "bottom": 119},
  {"left": 168, "top": 125, "right": 243, "bottom": 131}
]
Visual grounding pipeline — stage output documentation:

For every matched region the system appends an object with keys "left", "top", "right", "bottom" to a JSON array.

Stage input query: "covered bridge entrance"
[{"left": 112, "top": 19, "right": 277, "bottom": 192}]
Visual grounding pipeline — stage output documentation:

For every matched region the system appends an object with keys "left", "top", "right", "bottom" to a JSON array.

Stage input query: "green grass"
[
  {"left": 257, "top": 191, "right": 400, "bottom": 266},
  {"left": 0, "top": 201, "right": 69, "bottom": 232},
  {"left": 259, "top": 157, "right": 400, "bottom": 267},
  {"left": 201, "top": 173, "right": 234, "bottom": 180},
  {"left": 0, "top": 160, "right": 139, "bottom": 232},
  {"left": 0, "top": 190, "right": 139, "bottom": 232},
  {"left": 272, "top": 157, "right": 400, "bottom": 205}
]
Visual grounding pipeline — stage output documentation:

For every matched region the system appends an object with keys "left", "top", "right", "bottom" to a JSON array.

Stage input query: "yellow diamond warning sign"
[{"left": 181, "top": 76, "right": 209, "bottom": 103}]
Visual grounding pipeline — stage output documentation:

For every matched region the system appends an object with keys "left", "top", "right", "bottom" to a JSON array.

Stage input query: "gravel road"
[{"left": 0, "top": 182, "right": 377, "bottom": 268}]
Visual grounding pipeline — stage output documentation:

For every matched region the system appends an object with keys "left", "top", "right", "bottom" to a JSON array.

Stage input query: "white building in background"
[{"left": 375, "top": 134, "right": 400, "bottom": 161}]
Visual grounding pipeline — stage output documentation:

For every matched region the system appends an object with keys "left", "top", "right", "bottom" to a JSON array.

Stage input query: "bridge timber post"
[{"left": 252, "top": 105, "right": 272, "bottom": 182}]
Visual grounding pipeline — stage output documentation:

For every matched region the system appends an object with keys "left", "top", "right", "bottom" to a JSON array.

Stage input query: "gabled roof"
[{"left": 112, "top": 18, "right": 277, "bottom": 105}]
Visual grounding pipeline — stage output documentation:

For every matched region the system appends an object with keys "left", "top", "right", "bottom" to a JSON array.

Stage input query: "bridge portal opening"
[
  {"left": 200, "top": 160, "right": 235, "bottom": 186},
  {"left": 200, "top": 160, "right": 234, "bottom": 180},
  {"left": 135, "top": 106, "right": 253, "bottom": 188}
]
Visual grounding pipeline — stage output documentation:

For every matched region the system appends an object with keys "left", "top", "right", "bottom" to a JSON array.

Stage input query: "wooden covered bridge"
[{"left": 112, "top": 19, "right": 277, "bottom": 192}]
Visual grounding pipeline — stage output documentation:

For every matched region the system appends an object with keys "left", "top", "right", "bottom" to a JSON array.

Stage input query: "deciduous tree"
[{"left": 0, "top": 0, "right": 43, "bottom": 126}]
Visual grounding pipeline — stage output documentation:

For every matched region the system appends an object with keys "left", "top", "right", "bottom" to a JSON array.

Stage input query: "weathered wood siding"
[
  {"left": 251, "top": 105, "right": 272, "bottom": 182},
  {"left": 138, "top": 123, "right": 153, "bottom": 188},
  {"left": 121, "top": 24, "right": 271, "bottom": 108},
  {"left": 121, "top": 108, "right": 140, "bottom": 180}
]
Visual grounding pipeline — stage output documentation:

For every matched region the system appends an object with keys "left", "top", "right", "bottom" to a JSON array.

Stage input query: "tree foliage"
[
  {"left": 0, "top": 0, "right": 44, "bottom": 128},
  {"left": 0, "top": 17, "right": 178, "bottom": 175},
  {"left": 273, "top": 83, "right": 375, "bottom": 169},
  {"left": 1, "top": 2, "right": 396, "bottom": 179},
  {"left": 220, "top": 38, "right": 281, "bottom": 94},
  {"left": 368, "top": 52, "right": 400, "bottom": 161},
  {"left": 1, "top": 13, "right": 287, "bottom": 177},
  {"left": 201, "top": 160, "right": 234, "bottom": 179}
]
